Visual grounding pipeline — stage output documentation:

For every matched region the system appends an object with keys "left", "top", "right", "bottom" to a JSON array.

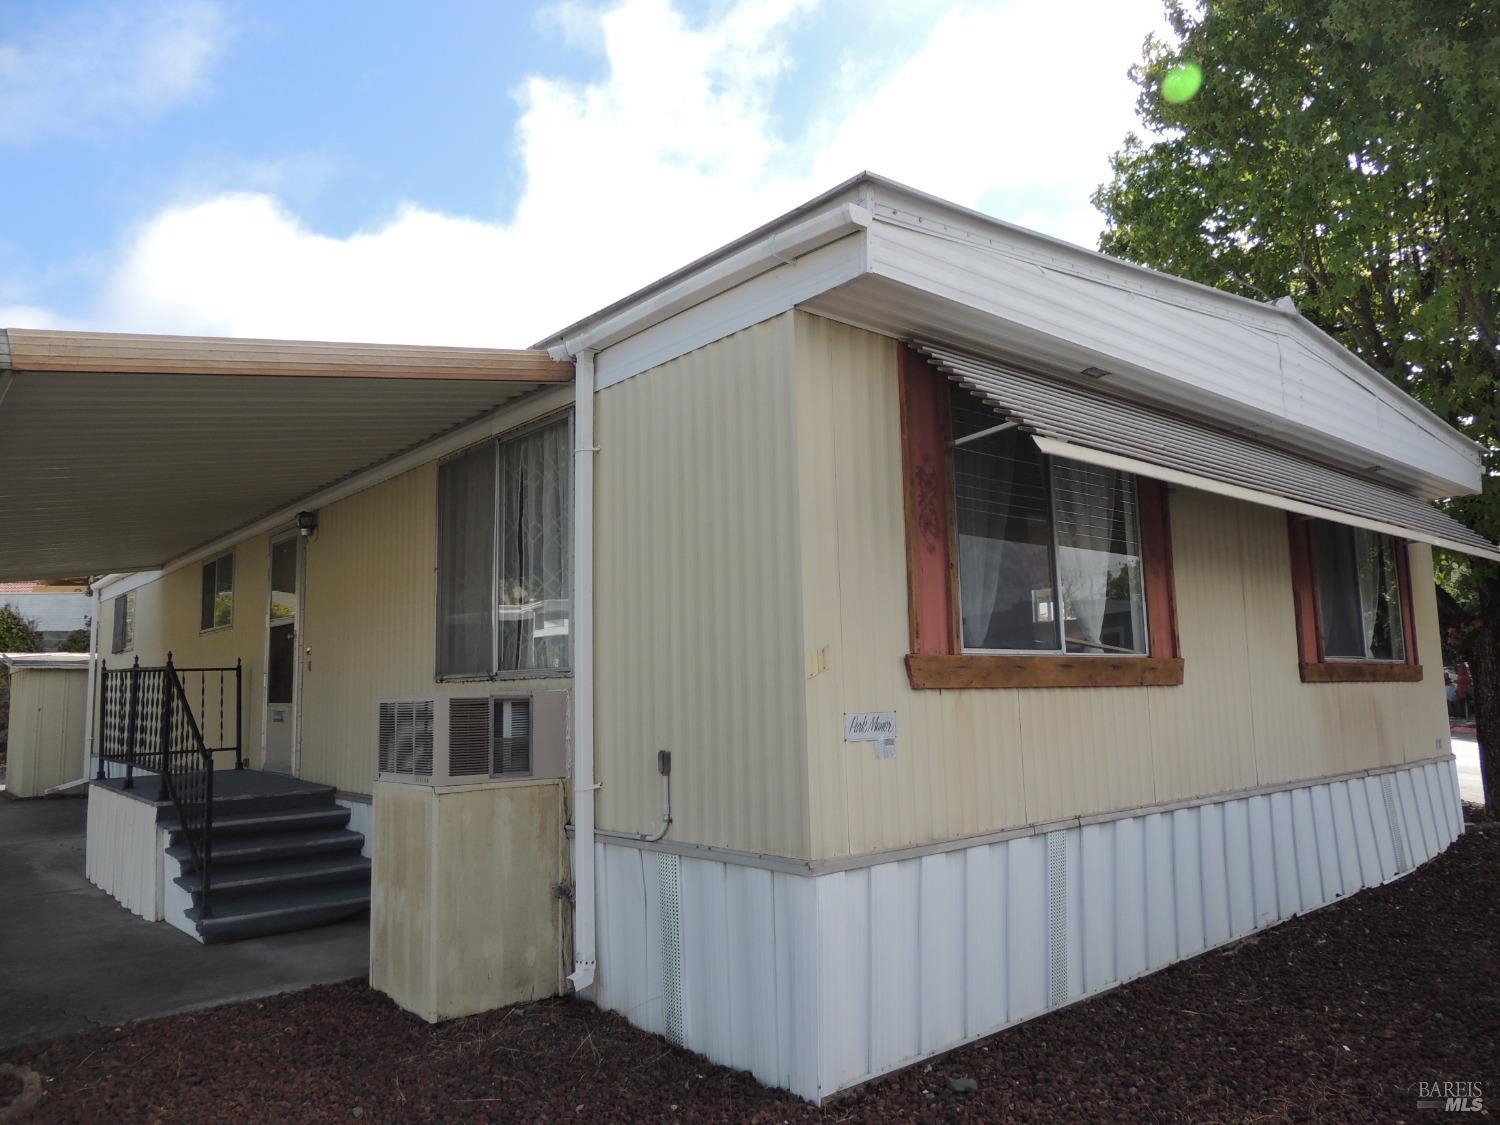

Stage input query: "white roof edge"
[
  {"left": 0, "top": 651, "right": 92, "bottom": 669},
  {"left": 536, "top": 171, "right": 1480, "bottom": 467},
  {"left": 533, "top": 172, "right": 876, "bottom": 350},
  {"left": 855, "top": 176, "right": 1482, "bottom": 464}
]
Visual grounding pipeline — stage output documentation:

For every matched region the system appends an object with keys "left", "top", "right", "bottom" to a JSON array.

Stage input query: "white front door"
[{"left": 263, "top": 532, "right": 304, "bottom": 774}]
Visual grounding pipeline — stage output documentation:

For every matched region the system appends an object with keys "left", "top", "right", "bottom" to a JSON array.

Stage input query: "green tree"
[
  {"left": 1094, "top": 0, "right": 1500, "bottom": 812},
  {"left": 0, "top": 604, "right": 41, "bottom": 654},
  {"left": 57, "top": 628, "right": 90, "bottom": 653}
]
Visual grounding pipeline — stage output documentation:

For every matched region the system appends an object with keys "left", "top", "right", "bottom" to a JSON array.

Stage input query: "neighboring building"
[
  {"left": 0, "top": 581, "right": 90, "bottom": 650},
  {"left": 0, "top": 174, "right": 1493, "bottom": 1101}
]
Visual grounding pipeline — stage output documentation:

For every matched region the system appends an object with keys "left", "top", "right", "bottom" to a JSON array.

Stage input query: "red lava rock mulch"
[{"left": 7, "top": 820, "right": 1498, "bottom": 1123}]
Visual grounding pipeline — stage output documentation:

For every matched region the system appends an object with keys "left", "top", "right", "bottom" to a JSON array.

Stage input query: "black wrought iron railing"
[
  {"left": 97, "top": 657, "right": 243, "bottom": 780},
  {"left": 96, "top": 654, "right": 240, "bottom": 918}
]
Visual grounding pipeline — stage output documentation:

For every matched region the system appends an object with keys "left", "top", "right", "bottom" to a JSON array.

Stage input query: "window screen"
[
  {"left": 436, "top": 441, "right": 498, "bottom": 679},
  {"left": 110, "top": 592, "right": 135, "bottom": 654},
  {"left": 1311, "top": 522, "right": 1405, "bottom": 661},
  {"left": 951, "top": 384, "right": 1147, "bottom": 655},
  {"left": 200, "top": 553, "right": 234, "bottom": 631},
  {"left": 435, "top": 416, "right": 571, "bottom": 679}
]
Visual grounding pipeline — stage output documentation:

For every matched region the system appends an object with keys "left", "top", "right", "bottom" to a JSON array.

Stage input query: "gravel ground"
[{"left": 6, "top": 819, "right": 1498, "bottom": 1123}]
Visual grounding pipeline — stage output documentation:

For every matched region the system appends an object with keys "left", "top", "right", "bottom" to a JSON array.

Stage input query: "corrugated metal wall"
[
  {"left": 792, "top": 311, "right": 1451, "bottom": 862},
  {"left": 593, "top": 756, "right": 1464, "bottom": 1102},
  {"left": 594, "top": 314, "right": 811, "bottom": 857}
]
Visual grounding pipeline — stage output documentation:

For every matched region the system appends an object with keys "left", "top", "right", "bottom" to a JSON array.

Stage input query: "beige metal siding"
[
  {"left": 594, "top": 314, "right": 811, "bottom": 857},
  {"left": 100, "top": 393, "right": 574, "bottom": 795},
  {"left": 792, "top": 312, "right": 1453, "bottom": 861},
  {"left": 299, "top": 457, "right": 571, "bottom": 795},
  {"left": 101, "top": 537, "right": 271, "bottom": 769},
  {"left": 4, "top": 667, "right": 88, "bottom": 795}
]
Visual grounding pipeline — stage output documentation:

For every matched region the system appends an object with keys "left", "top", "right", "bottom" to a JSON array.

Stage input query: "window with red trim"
[
  {"left": 1286, "top": 515, "right": 1421, "bottom": 683},
  {"left": 899, "top": 345, "right": 1182, "bottom": 690}
]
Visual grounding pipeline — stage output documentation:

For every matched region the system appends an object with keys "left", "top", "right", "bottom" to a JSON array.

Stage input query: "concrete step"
[
  {"left": 189, "top": 882, "right": 370, "bottom": 944},
  {"left": 174, "top": 853, "right": 371, "bottom": 897},
  {"left": 167, "top": 828, "right": 365, "bottom": 870}
]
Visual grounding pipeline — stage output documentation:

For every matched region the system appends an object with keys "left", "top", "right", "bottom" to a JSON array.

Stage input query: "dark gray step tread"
[
  {"left": 153, "top": 791, "right": 341, "bottom": 825},
  {"left": 166, "top": 828, "right": 365, "bottom": 867},
  {"left": 189, "top": 883, "right": 370, "bottom": 921},
  {"left": 174, "top": 854, "right": 370, "bottom": 894},
  {"left": 189, "top": 889, "right": 370, "bottom": 938},
  {"left": 164, "top": 807, "right": 350, "bottom": 837}
]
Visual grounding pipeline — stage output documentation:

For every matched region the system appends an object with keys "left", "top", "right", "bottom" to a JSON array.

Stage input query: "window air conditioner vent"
[
  {"left": 494, "top": 697, "right": 531, "bottom": 777},
  {"left": 448, "top": 697, "right": 492, "bottom": 777},
  {"left": 375, "top": 692, "right": 565, "bottom": 787}
]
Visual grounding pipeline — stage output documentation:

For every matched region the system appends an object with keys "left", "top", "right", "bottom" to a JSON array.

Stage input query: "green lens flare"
[{"left": 1161, "top": 62, "right": 1204, "bottom": 104}]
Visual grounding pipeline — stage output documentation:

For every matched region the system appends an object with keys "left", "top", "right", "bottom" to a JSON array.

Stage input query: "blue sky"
[{"left": 0, "top": 0, "right": 1167, "bottom": 345}]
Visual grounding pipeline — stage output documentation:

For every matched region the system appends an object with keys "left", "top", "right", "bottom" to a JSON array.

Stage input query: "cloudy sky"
[{"left": 0, "top": 0, "right": 1168, "bottom": 346}]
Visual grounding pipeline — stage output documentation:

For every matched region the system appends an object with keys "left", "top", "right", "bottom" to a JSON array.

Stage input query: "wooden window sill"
[
  {"left": 1298, "top": 661, "right": 1423, "bottom": 684},
  {"left": 906, "top": 653, "right": 1184, "bottom": 690}
]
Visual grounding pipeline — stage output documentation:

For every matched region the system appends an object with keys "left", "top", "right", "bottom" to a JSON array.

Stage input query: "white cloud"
[
  {"left": 20, "top": 0, "right": 1165, "bottom": 346},
  {"left": 0, "top": 0, "right": 229, "bottom": 144}
]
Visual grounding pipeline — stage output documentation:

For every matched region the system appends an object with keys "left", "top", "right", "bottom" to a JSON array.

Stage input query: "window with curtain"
[
  {"left": 1309, "top": 521, "right": 1405, "bottom": 661},
  {"left": 200, "top": 553, "right": 234, "bottom": 631},
  {"left": 436, "top": 415, "right": 572, "bottom": 679},
  {"left": 951, "top": 385, "right": 1148, "bottom": 655}
]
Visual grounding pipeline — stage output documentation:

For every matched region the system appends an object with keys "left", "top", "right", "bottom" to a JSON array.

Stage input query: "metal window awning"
[
  {"left": 918, "top": 342, "right": 1500, "bottom": 562},
  {"left": 0, "top": 329, "right": 573, "bottom": 580}
]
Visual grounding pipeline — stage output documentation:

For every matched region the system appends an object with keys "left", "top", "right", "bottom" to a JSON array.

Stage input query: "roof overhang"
[
  {"left": 0, "top": 329, "right": 572, "bottom": 580},
  {"left": 538, "top": 172, "right": 1484, "bottom": 503}
]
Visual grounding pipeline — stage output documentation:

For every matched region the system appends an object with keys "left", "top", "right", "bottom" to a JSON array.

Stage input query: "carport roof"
[{"left": 0, "top": 329, "right": 572, "bottom": 580}]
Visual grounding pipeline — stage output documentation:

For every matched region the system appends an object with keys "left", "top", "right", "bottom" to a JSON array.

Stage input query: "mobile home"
[{"left": 0, "top": 173, "right": 1491, "bottom": 1100}]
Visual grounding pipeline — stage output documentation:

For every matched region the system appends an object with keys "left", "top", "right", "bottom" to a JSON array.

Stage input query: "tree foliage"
[
  {"left": 1094, "top": 0, "right": 1498, "bottom": 539},
  {"left": 0, "top": 605, "right": 41, "bottom": 655},
  {"left": 1094, "top": 0, "right": 1500, "bottom": 809}
]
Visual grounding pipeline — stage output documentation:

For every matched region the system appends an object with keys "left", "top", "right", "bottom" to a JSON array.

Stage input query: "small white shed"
[{"left": 2, "top": 652, "right": 89, "bottom": 798}]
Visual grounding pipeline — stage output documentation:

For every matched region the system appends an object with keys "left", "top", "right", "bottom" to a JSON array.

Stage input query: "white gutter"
[
  {"left": 547, "top": 202, "right": 871, "bottom": 361},
  {"left": 567, "top": 349, "right": 598, "bottom": 993}
]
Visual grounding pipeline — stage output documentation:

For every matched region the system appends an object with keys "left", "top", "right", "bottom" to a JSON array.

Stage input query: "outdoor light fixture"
[
  {"left": 1080, "top": 366, "right": 1112, "bottom": 379},
  {"left": 297, "top": 510, "right": 319, "bottom": 537}
]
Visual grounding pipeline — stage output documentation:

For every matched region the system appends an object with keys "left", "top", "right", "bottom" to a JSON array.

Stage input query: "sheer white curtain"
[{"left": 1051, "top": 461, "right": 1146, "bottom": 654}]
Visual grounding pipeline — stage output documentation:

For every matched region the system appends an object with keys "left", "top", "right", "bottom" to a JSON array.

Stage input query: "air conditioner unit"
[{"left": 376, "top": 691, "right": 569, "bottom": 786}]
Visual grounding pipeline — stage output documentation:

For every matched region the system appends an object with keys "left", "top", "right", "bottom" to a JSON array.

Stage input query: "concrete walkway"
[
  {"left": 1453, "top": 737, "right": 1484, "bottom": 805},
  {"left": 0, "top": 794, "right": 369, "bottom": 1051}
]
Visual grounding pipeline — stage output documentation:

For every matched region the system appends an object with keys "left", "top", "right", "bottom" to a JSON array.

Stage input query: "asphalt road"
[{"left": 0, "top": 794, "right": 369, "bottom": 1051}]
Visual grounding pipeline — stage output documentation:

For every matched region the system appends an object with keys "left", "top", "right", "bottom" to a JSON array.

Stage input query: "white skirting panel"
[
  {"left": 592, "top": 758, "right": 1464, "bottom": 1103},
  {"left": 85, "top": 783, "right": 164, "bottom": 921}
]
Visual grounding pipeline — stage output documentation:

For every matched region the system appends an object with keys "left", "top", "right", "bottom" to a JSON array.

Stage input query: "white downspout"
[
  {"left": 81, "top": 584, "right": 103, "bottom": 780},
  {"left": 568, "top": 348, "right": 598, "bottom": 993}
]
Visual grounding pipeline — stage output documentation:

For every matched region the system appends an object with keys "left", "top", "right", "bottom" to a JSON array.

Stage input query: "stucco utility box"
[
  {"left": 370, "top": 778, "right": 568, "bottom": 1022},
  {"left": 2, "top": 653, "right": 89, "bottom": 797}
]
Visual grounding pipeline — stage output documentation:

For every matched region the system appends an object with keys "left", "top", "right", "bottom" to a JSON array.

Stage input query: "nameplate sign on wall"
[{"left": 844, "top": 711, "right": 897, "bottom": 759}]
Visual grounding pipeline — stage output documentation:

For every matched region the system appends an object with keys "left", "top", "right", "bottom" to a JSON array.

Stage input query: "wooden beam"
[
  {"left": 2, "top": 329, "right": 573, "bottom": 383},
  {"left": 1298, "top": 661, "right": 1423, "bottom": 684}
]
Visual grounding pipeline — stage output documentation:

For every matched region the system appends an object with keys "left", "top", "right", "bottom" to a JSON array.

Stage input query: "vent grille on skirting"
[
  {"left": 448, "top": 697, "right": 491, "bottom": 776},
  {"left": 1046, "top": 830, "right": 1068, "bottom": 1009},
  {"left": 1381, "top": 775, "right": 1410, "bottom": 872},
  {"left": 659, "top": 853, "right": 685, "bottom": 1046}
]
